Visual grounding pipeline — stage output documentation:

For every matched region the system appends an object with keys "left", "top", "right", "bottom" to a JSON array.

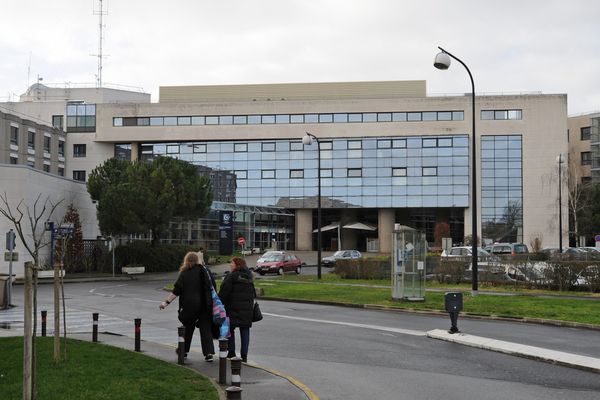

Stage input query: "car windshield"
[
  {"left": 263, "top": 255, "right": 284, "bottom": 262},
  {"left": 333, "top": 251, "right": 346, "bottom": 257}
]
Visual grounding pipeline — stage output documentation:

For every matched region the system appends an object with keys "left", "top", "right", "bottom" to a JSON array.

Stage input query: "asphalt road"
[{"left": 5, "top": 279, "right": 600, "bottom": 400}]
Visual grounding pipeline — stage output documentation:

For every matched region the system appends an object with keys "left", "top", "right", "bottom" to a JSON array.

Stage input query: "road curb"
[{"left": 427, "top": 329, "right": 600, "bottom": 374}]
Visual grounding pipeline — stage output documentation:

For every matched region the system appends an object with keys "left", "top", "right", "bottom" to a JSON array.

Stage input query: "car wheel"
[
  {"left": 278, "top": 267, "right": 284, "bottom": 276},
  {"left": 295, "top": 266, "right": 301, "bottom": 275}
]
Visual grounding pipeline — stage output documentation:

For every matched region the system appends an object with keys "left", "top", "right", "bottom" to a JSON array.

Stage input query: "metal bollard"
[
  {"left": 225, "top": 386, "right": 242, "bottom": 400},
  {"left": 218, "top": 338, "right": 229, "bottom": 384},
  {"left": 92, "top": 313, "right": 99, "bottom": 342},
  {"left": 41, "top": 310, "right": 47, "bottom": 337},
  {"left": 134, "top": 318, "right": 141, "bottom": 352},
  {"left": 230, "top": 357, "right": 242, "bottom": 387},
  {"left": 177, "top": 326, "right": 185, "bottom": 365}
]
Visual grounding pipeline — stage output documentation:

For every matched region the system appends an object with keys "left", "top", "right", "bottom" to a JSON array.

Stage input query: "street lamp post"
[
  {"left": 302, "top": 132, "right": 322, "bottom": 280},
  {"left": 557, "top": 154, "right": 564, "bottom": 253},
  {"left": 434, "top": 46, "right": 478, "bottom": 296}
]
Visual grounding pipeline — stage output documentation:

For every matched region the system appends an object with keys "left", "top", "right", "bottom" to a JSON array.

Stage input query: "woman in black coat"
[
  {"left": 219, "top": 256, "right": 255, "bottom": 362},
  {"left": 160, "top": 251, "right": 216, "bottom": 362}
]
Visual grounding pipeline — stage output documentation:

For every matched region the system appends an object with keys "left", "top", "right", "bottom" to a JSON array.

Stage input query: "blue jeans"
[{"left": 228, "top": 326, "right": 250, "bottom": 357}]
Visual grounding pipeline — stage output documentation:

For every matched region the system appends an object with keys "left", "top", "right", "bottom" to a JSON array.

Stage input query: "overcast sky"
[{"left": 1, "top": 0, "right": 598, "bottom": 115}]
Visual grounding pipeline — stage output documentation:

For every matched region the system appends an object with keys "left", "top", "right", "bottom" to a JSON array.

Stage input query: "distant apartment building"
[{"left": 568, "top": 112, "right": 600, "bottom": 185}]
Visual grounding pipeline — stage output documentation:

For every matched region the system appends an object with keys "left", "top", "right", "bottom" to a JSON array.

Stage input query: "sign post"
[
  {"left": 6, "top": 229, "right": 16, "bottom": 307},
  {"left": 595, "top": 234, "right": 600, "bottom": 247}
]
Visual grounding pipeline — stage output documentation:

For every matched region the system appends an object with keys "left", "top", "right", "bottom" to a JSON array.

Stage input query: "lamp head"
[
  {"left": 434, "top": 51, "right": 451, "bottom": 70},
  {"left": 302, "top": 133, "right": 314, "bottom": 145}
]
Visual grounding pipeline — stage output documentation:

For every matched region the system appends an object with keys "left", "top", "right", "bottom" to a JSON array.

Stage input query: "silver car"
[{"left": 321, "top": 250, "right": 362, "bottom": 267}]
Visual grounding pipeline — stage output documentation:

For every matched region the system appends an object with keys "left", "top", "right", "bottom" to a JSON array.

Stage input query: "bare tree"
[{"left": 0, "top": 192, "right": 62, "bottom": 400}]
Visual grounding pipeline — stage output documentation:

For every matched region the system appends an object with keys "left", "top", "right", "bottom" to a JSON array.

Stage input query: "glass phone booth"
[{"left": 392, "top": 224, "right": 427, "bottom": 301}]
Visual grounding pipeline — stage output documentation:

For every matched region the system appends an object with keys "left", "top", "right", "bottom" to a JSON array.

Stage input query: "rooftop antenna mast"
[{"left": 92, "top": 0, "right": 108, "bottom": 88}]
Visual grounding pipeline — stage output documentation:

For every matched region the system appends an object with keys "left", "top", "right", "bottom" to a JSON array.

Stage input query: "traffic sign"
[
  {"left": 237, "top": 237, "right": 246, "bottom": 246},
  {"left": 595, "top": 234, "right": 600, "bottom": 242},
  {"left": 4, "top": 252, "right": 18, "bottom": 262}
]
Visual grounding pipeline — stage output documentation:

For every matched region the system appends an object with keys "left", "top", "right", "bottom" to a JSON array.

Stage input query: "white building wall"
[{"left": 0, "top": 165, "right": 99, "bottom": 278}]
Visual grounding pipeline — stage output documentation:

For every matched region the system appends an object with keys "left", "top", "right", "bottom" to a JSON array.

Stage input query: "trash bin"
[{"left": 0, "top": 274, "right": 9, "bottom": 309}]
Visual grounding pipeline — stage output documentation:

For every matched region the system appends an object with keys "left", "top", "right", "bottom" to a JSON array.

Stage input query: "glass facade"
[
  {"left": 480, "top": 135, "right": 524, "bottom": 243},
  {"left": 139, "top": 135, "right": 471, "bottom": 209},
  {"left": 67, "top": 103, "right": 96, "bottom": 132}
]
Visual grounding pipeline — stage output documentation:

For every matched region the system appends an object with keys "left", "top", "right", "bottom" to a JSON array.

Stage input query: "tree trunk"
[{"left": 23, "top": 262, "right": 33, "bottom": 400}]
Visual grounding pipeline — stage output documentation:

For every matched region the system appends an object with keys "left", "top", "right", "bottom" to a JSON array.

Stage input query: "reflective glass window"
[
  {"left": 348, "top": 140, "right": 362, "bottom": 149},
  {"left": 234, "top": 143, "right": 247, "bottom": 152},
  {"left": 262, "top": 142, "right": 275, "bottom": 151},
  {"left": 113, "top": 117, "right": 123, "bottom": 126},
  {"left": 178, "top": 116, "right": 191, "bottom": 125},
  {"left": 276, "top": 114, "right": 290, "bottom": 124},
  {"left": 205, "top": 116, "right": 219, "bottom": 125},
  {"left": 248, "top": 115, "right": 261, "bottom": 124},
  {"left": 164, "top": 117, "right": 177, "bottom": 126},
  {"left": 233, "top": 115, "right": 247, "bottom": 124},
  {"left": 150, "top": 117, "right": 164, "bottom": 126},
  {"left": 290, "top": 142, "right": 303, "bottom": 151},
  {"left": 305, "top": 114, "right": 318, "bottom": 123},
  {"left": 192, "top": 116, "right": 205, "bottom": 125},
  {"left": 378, "top": 140, "right": 391, "bottom": 149},
  {"left": 422, "top": 138, "right": 437, "bottom": 147},
  {"left": 393, "top": 139, "right": 406, "bottom": 148},
  {"left": 262, "top": 170, "right": 275, "bottom": 179},
  {"left": 438, "top": 138, "right": 452, "bottom": 147},
  {"left": 167, "top": 145, "right": 179, "bottom": 154},
  {"left": 290, "top": 169, "right": 304, "bottom": 178},
  {"left": 495, "top": 110, "right": 508, "bottom": 120},
  {"left": 219, "top": 116, "right": 233, "bottom": 125},
  {"left": 348, "top": 113, "right": 362, "bottom": 123},
  {"left": 422, "top": 167, "right": 437, "bottom": 176},
  {"left": 319, "top": 114, "right": 333, "bottom": 123},
  {"left": 290, "top": 114, "right": 304, "bottom": 124},
  {"left": 392, "top": 112, "right": 407, "bottom": 122},
  {"left": 347, "top": 168, "right": 362, "bottom": 177},
  {"left": 508, "top": 110, "right": 522, "bottom": 120},
  {"left": 407, "top": 112, "right": 422, "bottom": 121},
  {"left": 452, "top": 111, "right": 464, "bottom": 120},
  {"left": 392, "top": 167, "right": 407, "bottom": 177},
  {"left": 363, "top": 113, "right": 377, "bottom": 122},
  {"left": 193, "top": 144, "right": 206, "bottom": 153},
  {"left": 334, "top": 113, "right": 348, "bottom": 123},
  {"left": 422, "top": 112, "right": 436, "bottom": 121},
  {"left": 320, "top": 141, "right": 333, "bottom": 150},
  {"left": 262, "top": 115, "right": 275, "bottom": 124},
  {"left": 438, "top": 111, "right": 452, "bottom": 121},
  {"left": 377, "top": 113, "right": 392, "bottom": 122},
  {"left": 481, "top": 110, "right": 494, "bottom": 120},
  {"left": 138, "top": 117, "right": 150, "bottom": 126}
]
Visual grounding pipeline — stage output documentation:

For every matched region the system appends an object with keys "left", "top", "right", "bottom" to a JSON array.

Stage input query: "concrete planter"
[{"left": 38, "top": 270, "right": 65, "bottom": 279}]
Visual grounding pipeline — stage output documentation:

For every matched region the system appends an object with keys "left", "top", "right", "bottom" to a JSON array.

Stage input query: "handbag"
[
  {"left": 252, "top": 301, "right": 263, "bottom": 322},
  {"left": 203, "top": 267, "right": 230, "bottom": 337}
]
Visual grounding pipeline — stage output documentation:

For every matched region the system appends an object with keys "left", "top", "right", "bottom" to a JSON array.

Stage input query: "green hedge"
[
  {"left": 333, "top": 257, "right": 391, "bottom": 279},
  {"left": 113, "top": 242, "right": 200, "bottom": 273}
]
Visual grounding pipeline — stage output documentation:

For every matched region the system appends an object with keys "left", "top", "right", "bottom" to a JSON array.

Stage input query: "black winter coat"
[
  {"left": 172, "top": 264, "right": 216, "bottom": 326},
  {"left": 218, "top": 267, "right": 255, "bottom": 328}
]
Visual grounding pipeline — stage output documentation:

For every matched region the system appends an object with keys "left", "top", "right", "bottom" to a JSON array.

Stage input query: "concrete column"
[
  {"left": 378, "top": 209, "right": 395, "bottom": 254},
  {"left": 130, "top": 142, "right": 139, "bottom": 161},
  {"left": 295, "top": 209, "right": 313, "bottom": 251}
]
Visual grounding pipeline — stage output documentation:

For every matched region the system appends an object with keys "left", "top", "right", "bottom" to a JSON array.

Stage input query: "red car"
[{"left": 255, "top": 253, "right": 302, "bottom": 275}]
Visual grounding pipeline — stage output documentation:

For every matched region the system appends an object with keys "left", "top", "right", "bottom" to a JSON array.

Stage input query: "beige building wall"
[
  {"left": 568, "top": 113, "right": 597, "bottom": 183},
  {"left": 0, "top": 165, "right": 100, "bottom": 278},
  {"left": 378, "top": 209, "right": 395, "bottom": 253},
  {"left": 295, "top": 209, "right": 312, "bottom": 251}
]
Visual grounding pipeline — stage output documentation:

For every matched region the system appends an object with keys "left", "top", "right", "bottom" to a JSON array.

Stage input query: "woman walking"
[
  {"left": 219, "top": 257, "right": 255, "bottom": 362},
  {"left": 160, "top": 251, "right": 216, "bottom": 361}
]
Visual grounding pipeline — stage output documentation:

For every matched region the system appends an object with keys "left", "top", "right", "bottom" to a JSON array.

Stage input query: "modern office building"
[{"left": 1, "top": 80, "right": 569, "bottom": 254}]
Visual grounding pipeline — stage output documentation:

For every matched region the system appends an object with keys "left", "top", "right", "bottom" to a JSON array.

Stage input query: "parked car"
[
  {"left": 321, "top": 250, "right": 362, "bottom": 267},
  {"left": 441, "top": 246, "right": 503, "bottom": 272},
  {"left": 255, "top": 252, "right": 302, "bottom": 275},
  {"left": 485, "top": 243, "right": 529, "bottom": 258}
]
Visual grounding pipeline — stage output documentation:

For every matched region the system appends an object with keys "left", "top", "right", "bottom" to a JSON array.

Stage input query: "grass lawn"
[
  {"left": 0, "top": 337, "right": 218, "bottom": 400},
  {"left": 254, "top": 278, "right": 600, "bottom": 326}
]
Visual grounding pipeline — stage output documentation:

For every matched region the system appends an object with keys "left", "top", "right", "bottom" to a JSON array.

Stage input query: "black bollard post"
[
  {"left": 230, "top": 357, "right": 242, "bottom": 387},
  {"left": 444, "top": 292, "right": 463, "bottom": 334},
  {"left": 134, "top": 318, "right": 141, "bottom": 352},
  {"left": 218, "top": 338, "right": 229, "bottom": 385},
  {"left": 177, "top": 326, "right": 186, "bottom": 365},
  {"left": 92, "top": 313, "right": 99, "bottom": 342},
  {"left": 225, "top": 386, "right": 242, "bottom": 400},
  {"left": 41, "top": 310, "right": 47, "bottom": 337}
]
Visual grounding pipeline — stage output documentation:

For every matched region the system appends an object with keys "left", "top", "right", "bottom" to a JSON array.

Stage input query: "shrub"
[
  {"left": 114, "top": 242, "right": 199, "bottom": 273},
  {"left": 434, "top": 259, "right": 467, "bottom": 284},
  {"left": 333, "top": 257, "right": 390, "bottom": 279}
]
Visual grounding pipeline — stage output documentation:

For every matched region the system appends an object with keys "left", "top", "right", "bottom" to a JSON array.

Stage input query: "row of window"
[
  {"left": 480, "top": 109, "right": 522, "bottom": 120},
  {"left": 233, "top": 167, "right": 428, "bottom": 179},
  {"left": 9, "top": 126, "right": 65, "bottom": 155},
  {"left": 113, "top": 110, "right": 465, "bottom": 127},
  {"left": 9, "top": 156, "right": 65, "bottom": 176},
  {"left": 142, "top": 136, "right": 464, "bottom": 156},
  {"left": 66, "top": 103, "right": 96, "bottom": 132}
]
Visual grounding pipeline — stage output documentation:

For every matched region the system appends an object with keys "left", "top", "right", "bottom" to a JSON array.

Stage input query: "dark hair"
[{"left": 230, "top": 257, "right": 247, "bottom": 271}]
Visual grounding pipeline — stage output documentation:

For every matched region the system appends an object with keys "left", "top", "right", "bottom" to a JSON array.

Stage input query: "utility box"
[
  {"left": 392, "top": 224, "right": 427, "bottom": 301},
  {"left": 444, "top": 292, "right": 463, "bottom": 312}
]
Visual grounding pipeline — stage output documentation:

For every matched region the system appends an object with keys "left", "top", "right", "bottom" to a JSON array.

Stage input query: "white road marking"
[{"left": 263, "top": 312, "right": 426, "bottom": 337}]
